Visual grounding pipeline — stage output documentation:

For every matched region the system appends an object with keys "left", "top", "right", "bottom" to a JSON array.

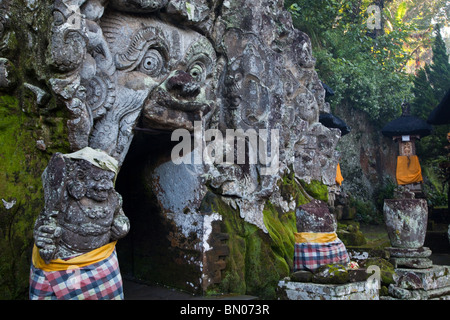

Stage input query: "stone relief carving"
[
  {"left": 34, "top": 0, "right": 343, "bottom": 294},
  {"left": 0, "top": 2, "right": 18, "bottom": 92}
]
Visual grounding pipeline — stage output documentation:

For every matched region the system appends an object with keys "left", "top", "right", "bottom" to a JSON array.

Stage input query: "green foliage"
[
  {"left": 286, "top": 0, "right": 415, "bottom": 125},
  {"left": 423, "top": 157, "right": 449, "bottom": 207},
  {"left": 349, "top": 196, "right": 383, "bottom": 225},
  {"left": 428, "top": 25, "right": 450, "bottom": 99},
  {"left": 374, "top": 178, "right": 397, "bottom": 212},
  {"left": 410, "top": 25, "right": 450, "bottom": 205},
  {"left": 411, "top": 25, "right": 450, "bottom": 121},
  {"left": 410, "top": 66, "right": 439, "bottom": 120}
]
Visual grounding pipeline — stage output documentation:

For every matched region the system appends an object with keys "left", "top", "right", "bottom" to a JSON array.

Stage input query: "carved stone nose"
[{"left": 166, "top": 70, "right": 200, "bottom": 98}]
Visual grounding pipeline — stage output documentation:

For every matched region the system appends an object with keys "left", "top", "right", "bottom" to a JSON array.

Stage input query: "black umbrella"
[
  {"left": 321, "top": 81, "right": 335, "bottom": 97},
  {"left": 319, "top": 113, "right": 351, "bottom": 136},
  {"left": 381, "top": 114, "right": 432, "bottom": 138},
  {"left": 427, "top": 88, "right": 450, "bottom": 125}
]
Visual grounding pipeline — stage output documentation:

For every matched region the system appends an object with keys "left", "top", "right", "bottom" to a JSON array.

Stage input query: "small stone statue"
[
  {"left": 30, "top": 147, "right": 130, "bottom": 300},
  {"left": 294, "top": 199, "right": 349, "bottom": 272}
]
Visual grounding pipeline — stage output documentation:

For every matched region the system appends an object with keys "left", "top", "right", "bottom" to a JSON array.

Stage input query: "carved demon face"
[
  {"left": 84, "top": 168, "right": 115, "bottom": 202},
  {"left": 100, "top": 11, "right": 216, "bottom": 132},
  {"left": 66, "top": 160, "right": 115, "bottom": 202}
]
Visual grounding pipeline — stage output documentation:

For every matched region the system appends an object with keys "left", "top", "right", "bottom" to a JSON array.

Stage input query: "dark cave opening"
[{"left": 114, "top": 126, "right": 182, "bottom": 286}]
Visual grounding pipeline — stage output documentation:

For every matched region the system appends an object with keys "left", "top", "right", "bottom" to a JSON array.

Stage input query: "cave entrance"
[{"left": 114, "top": 124, "right": 183, "bottom": 288}]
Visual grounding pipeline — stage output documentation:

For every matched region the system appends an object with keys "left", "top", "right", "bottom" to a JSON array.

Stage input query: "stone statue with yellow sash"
[
  {"left": 29, "top": 147, "right": 130, "bottom": 300},
  {"left": 294, "top": 199, "right": 349, "bottom": 272}
]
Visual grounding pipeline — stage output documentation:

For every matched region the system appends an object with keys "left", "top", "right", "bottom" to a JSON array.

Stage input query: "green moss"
[
  {"left": 312, "top": 264, "right": 349, "bottom": 284},
  {"left": 0, "top": 95, "right": 45, "bottom": 299},
  {"left": 262, "top": 200, "right": 296, "bottom": 271},
  {"left": 300, "top": 179, "right": 328, "bottom": 202},
  {"left": 0, "top": 93, "right": 68, "bottom": 299},
  {"left": 207, "top": 192, "right": 296, "bottom": 299},
  {"left": 0, "top": 0, "right": 70, "bottom": 299},
  {"left": 205, "top": 173, "right": 333, "bottom": 298},
  {"left": 361, "top": 257, "right": 395, "bottom": 286},
  {"left": 280, "top": 171, "right": 311, "bottom": 206},
  {"left": 336, "top": 223, "right": 367, "bottom": 246}
]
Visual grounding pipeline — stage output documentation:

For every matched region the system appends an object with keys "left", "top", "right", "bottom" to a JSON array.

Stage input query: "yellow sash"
[
  {"left": 32, "top": 241, "right": 117, "bottom": 272},
  {"left": 396, "top": 155, "right": 423, "bottom": 185},
  {"left": 294, "top": 232, "right": 337, "bottom": 244},
  {"left": 335, "top": 163, "right": 344, "bottom": 186}
]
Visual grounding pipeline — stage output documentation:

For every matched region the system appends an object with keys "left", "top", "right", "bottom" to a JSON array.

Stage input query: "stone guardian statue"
[{"left": 29, "top": 147, "right": 130, "bottom": 300}]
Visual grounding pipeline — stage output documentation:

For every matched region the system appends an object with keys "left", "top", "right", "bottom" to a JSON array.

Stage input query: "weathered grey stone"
[
  {"left": 388, "top": 285, "right": 414, "bottom": 300},
  {"left": 387, "top": 266, "right": 450, "bottom": 300},
  {"left": 24, "top": 83, "right": 50, "bottom": 107},
  {"left": 33, "top": 0, "right": 347, "bottom": 294},
  {"left": 394, "top": 266, "right": 450, "bottom": 291},
  {"left": 278, "top": 280, "right": 379, "bottom": 300},
  {"left": 0, "top": 58, "right": 17, "bottom": 90},
  {"left": 296, "top": 199, "right": 337, "bottom": 233},
  {"left": 291, "top": 270, "right": 313, "bottom": 283},
  {"left": 384, "top": 198, "right": 428, "bottom": 248},
  {"left": 395, "top": 271, "right": 424, "bottom": 290},
  {"left": 312, "top": 264, "right": 349, "bottom": 284},
  {"left": 109, "top": 0, "right": 169, "bottom": 13},
  {"left": 348, "top": 269, "right": 369, "bottom": 283},
  {"left": 387, "top": 246, "right": 432, "bottom": 258}
]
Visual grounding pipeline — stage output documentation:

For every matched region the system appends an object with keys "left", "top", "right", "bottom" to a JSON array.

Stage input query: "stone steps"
[
  {"left": 278, "top": 280, "right": 379, "bottom": 300},
  {"left": 382, "top": 265, "right": 450, "bottom": 300}
]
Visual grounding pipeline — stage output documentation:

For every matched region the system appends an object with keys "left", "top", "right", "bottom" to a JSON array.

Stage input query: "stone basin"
[{"left": 383, "top": 198, "right": 428, "bottom": 249}]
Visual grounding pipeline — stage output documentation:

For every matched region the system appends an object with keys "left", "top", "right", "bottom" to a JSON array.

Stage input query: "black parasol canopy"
[
  {"left": 381, "top": 114, "right": 432, "bottom": 138},
  {"left": 319, "top": 113, "right": 351, "bottom": 136},
  {"left": 321, "top": 81, "right": 335, "bottom": 97},
  {"left": 427, "top": 88, "right": 450, "bottom": 125}
]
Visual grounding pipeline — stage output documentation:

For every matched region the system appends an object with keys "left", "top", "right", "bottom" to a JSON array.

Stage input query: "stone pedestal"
[
  {"left": 387, "top": 247, "right": 433, "bottom": 269},
  {"left": 278, "top": 280, "right": 379, "bottom": 300},
  {"left": 384, "top": 198, "right": 431, "bottom": 269},
  {"left": 384, "top": 265, "right": 450, "bottom": 300}
]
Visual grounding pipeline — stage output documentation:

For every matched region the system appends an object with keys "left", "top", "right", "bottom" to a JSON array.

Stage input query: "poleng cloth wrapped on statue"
[
  {"left": 396, "top": 155, "right": 423, "bottom": 185},
  {"left": 29, "top": 241, "right": 124, "bottom": 300},
  {"left": 293, "top": 232, "right": 349, "bottom": 272}
]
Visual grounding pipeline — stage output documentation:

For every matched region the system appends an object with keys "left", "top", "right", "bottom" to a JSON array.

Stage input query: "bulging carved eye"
[
  {"left": 188, "top": 62, "right": 205, "bottom": 82},
  {"left": 138, "top": 49, "right": 165, "bottom": 77},
  {"left": 52, "top": 10, "right": 65, "bottom": 26}
]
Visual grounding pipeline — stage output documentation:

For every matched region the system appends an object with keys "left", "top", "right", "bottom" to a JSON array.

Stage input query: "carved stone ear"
[{"left": 66, "top": 179, "right": 86, "bottom": 200}]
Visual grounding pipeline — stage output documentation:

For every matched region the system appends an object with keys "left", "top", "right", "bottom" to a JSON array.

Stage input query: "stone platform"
[
  {"left": 278, "top": 280, "right": 379, "bottom": 300},
  {"left": 383, "top": 265, "right": 450, "bottom": 300},
  {"left": 387, "top": 247, "right": 434, "bottom": 269}
]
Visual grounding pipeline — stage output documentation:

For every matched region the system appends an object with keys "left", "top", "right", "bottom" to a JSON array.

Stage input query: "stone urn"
[{"left": 383, "top": 198, "right": 428, "bottom": 248}]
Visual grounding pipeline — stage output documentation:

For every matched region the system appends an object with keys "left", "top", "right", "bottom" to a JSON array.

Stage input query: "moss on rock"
[
  {"left": 0, "top": 0, "right": 70, "bottom": 299},
  {"left": 299, "top": 179, "right": 328, "bottom": 202},
  {"left": 361, "top": 257, "right": 395, "bottom": 286},
  {"left": 207, "top": 192, "right": 297, "bottom": 299},
  {"left": 312, "top": 263, "right": 349, "bottom": 284},
  {"left": 337, "top": 223, "right": 367, "bottom": 246},
  {"left": 0, "top": 93, "right": 69, "bottom": 299}
]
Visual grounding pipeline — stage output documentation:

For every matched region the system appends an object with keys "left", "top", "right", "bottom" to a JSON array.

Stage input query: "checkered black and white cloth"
[
  {"left": 293, "top": 239, "right": 349, "bottom": 272},
  {"left": 29, "top": 249, "right": 124, "bottom": 300}
]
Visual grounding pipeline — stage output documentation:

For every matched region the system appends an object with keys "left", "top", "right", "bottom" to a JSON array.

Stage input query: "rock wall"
[
  {"left": 0, "top": 0, "right": 72, "bottom": 299},
  {"left": 334, "top": 103, "right": 397, "bottom": 205},
  {"left": 0, "top": 0, "right": 347, "bottom": 298}
]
